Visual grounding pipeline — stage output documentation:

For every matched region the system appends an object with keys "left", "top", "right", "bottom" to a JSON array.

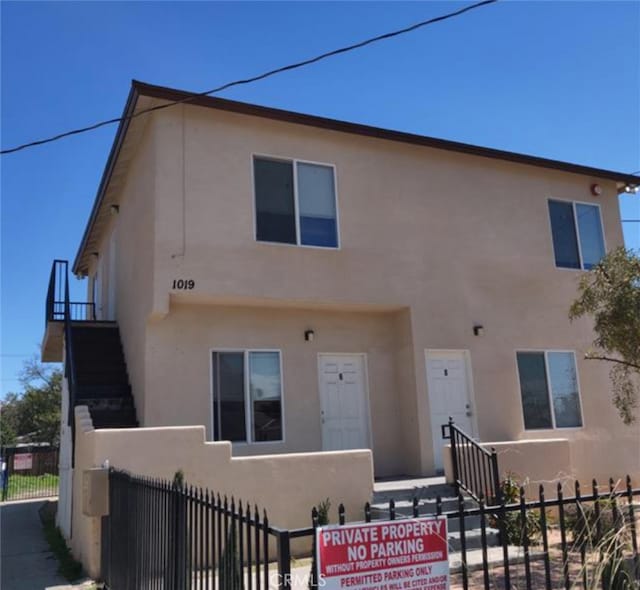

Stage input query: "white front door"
[
  {"left": 425, "top": 350, "right": 475, "bottom": 471},
  {"left": 318, "top": 354, "right": 370, "bottom": 451}
]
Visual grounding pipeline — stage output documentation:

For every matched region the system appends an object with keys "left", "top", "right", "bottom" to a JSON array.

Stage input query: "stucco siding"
[{"left": 84, "top": 103, "right": 638, "bottom": 480}]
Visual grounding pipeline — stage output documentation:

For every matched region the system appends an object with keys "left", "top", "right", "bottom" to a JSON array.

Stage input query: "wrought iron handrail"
[{"left": 442, "top": 417, "right": 502, "bottom": 506}]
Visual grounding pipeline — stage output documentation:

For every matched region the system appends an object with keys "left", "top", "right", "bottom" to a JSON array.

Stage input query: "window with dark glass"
[
  {"left": 548, "top": 200, "right": 605, "bottom": 270},
  {"left": 254, "top": 158, "right": 296, "bottom": 244},
  {"left": 254, "top": 157, "right": 338, "bottom": 248},
  {"left": 516, "top": 351, "right": 583, "bottom": 430},
  {"left": 211, "top": 350, "right": 283, "bottom": 443}
]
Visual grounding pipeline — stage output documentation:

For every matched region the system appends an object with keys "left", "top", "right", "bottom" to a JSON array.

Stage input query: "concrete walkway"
[{"left": 0, "top": 498, "right": 69, "bottom": 590}]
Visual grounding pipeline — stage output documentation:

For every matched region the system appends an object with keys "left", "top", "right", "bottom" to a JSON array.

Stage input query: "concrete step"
[
  {"left": 369, "top": 499, "right": 477, "bottom": 523},
  {"left": 372, "top": 477, "right": 455, "bottom": 504},
  {"left": 449, "top": 546, "right": 544, "bottom": 574},
  {"left": 448, "top": 528, "right": 500, "bottom": 552}
]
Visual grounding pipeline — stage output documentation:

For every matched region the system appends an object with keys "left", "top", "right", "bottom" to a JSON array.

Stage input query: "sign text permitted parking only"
[{"left": 317, "top": 517, "right": 449, "bottom": 590}]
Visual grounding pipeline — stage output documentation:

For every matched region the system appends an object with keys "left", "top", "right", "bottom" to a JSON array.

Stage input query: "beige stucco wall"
[
  {"left": 84, "top": 102, "right": 639, "bottom": 482},
  {"left": 144, "top": 303, "right": 413, "bottom": 477},
  {"left": 71, "top": 406, "right": 373, "bottom": 578}
]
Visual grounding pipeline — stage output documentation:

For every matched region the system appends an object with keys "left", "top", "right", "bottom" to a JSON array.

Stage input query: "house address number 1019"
[{"left": 172, "top": 279, "right": 195, "bottom": 290}]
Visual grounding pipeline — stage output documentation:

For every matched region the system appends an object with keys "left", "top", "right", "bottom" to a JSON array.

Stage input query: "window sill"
[
  {"left": 523, "top": 426, "right": 583, "bottom": 432},
  {"left": 255, "top": 239, "right": 340, "bottom": 251},
  {"left": 229, "top": 440, "right": 286, "bottom": 446}
]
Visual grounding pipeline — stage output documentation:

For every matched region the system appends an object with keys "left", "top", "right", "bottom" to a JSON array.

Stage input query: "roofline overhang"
[
  {"left": 72, "top": 79, "right": 640, "bottom": 275},
  {"left": 72, "top": 84, "right": 140, "bottom": 275}
]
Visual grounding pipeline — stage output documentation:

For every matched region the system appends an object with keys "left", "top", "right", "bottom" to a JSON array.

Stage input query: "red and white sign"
[
  {"left": 13, "top": 453, "right": 33, "bottom": 471},
  {"left": 317, "top": 517, "right": 449, "bottom": 590}
]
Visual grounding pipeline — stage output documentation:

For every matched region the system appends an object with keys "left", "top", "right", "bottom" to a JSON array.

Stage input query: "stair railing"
[
  {"left": 57, "top": 261, "right": 79, "bottom": 466},
  {"left": 46, "top": 259, "right": 96, "bottom": 466},
  {"left": 441, "top": 417, "right": 502, "bottom": 506}
]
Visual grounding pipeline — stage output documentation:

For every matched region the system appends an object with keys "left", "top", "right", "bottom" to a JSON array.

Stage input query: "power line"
[{"left": 1, "top": 0, "right": 499, "bottom": 156}]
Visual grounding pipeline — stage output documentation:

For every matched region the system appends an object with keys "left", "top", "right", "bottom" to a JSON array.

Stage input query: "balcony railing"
[{"left": 45, "top": 260, "right": 95, "bottom": 325}]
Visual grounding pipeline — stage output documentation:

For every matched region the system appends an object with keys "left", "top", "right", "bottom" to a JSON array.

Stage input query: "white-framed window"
[
  {"left": 211, "top": 350, "right": 283, "bottom": 443},
  {"left": 253, "top": 156, "right": 339, "bottom": 248},
  {"left": 548, "top": 199, "right": 605, "bottom": 270},
  {"left": 516, "top": 350, "right": 583, "bottom": 430}
]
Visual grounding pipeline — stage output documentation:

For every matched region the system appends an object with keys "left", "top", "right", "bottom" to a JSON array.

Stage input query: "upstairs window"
[
  {"left": 254, "top": 156, "right": 338, "bottom": 248},
  {"left": 548, "top": 199, "right": 605, "bottom": 269},
  {"left": 516, "top": 351, "right": 583, "bottom": 430}
]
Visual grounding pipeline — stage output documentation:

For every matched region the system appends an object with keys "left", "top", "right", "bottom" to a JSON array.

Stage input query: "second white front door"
[
  {"left": 318, "top": 354, "right": 370, "bottom": 451},
  {"left": 425, "top": 350, "right": 475, "bottom": 472}
]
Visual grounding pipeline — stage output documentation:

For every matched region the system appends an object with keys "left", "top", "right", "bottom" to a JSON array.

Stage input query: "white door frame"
[
  {"left": 424, "top": 349, "right": 479, "bottom": 467},
  {"left": 317, "top": 353, "right": 373, "bottom": 451}
]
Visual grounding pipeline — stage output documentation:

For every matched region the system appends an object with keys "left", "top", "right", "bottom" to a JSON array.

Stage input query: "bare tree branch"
[{"left": 583, "top": 354, "right": 640, "bottom": 371}]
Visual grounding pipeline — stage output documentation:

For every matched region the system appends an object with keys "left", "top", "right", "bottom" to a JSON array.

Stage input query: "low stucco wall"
[
  {"left": 443, "top": 436, "right": 639, "bottom": 499},
  {"left": 443, "top": 439, "right": 575, "bottom": 499},
  {"left": 71, "top": 406, "right": 373, "bottom": 578}
]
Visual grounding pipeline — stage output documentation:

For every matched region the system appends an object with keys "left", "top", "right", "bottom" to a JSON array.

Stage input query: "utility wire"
[{"left": 1, "top": 0, "right": 498, "bottom": 156}]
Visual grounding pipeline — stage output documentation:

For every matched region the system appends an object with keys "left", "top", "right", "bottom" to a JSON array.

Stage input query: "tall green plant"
[
  {"left": 489, "top": 474, "right": 540, "bottom": 546},
  {"left": 570, "top": 247, "right": 640, "bottom": 425}
]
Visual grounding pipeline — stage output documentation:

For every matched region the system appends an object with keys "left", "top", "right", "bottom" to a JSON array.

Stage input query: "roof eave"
[
  {"left": 131, "top": 80, "right": 640, "bottom": 187},
  {"left": 72, "top": 84, "right": 141, "bottom": 275}
]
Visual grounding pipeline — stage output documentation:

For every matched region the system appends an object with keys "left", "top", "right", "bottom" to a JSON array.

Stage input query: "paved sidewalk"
[{"left": 0, "top": 498, "right": 69, "bottom": 590}]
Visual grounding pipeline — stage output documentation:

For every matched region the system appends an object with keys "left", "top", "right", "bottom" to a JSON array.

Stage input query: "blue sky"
[{"left": 1, "top": 1, "right": 639, "bottom": 397}]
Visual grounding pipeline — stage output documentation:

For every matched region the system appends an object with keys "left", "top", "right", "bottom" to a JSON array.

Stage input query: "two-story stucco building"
[{"left": 43, "top": 81, "right": 640, "bottom": 536}]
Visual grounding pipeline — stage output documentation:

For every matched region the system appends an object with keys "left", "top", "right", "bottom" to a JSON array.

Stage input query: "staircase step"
[
  {"left": 370, "top": 497, "right": 475, "bottom": 517},
  {"left": 89, "top": 407, "right": 137, "bottom": 425},
  {"left": 448, "top": 528, "right": 500, "bottom": 552},
  {"left": 76, "top": 384, "right": 132, "bottom": 398},
  {"left": 70, "top": 324, "right": 139, "bottom": 429},
  {"left": 76, "top": 374, "right": 130, "bottom": 386},
  {"left": 372, "top": 482, "right": 456, "bottom": 504},
  {"left": 83, "top": 397, "right": 134, "bottom": 411},
  {"left": 73, "top": 351, "right": 126, "bottom": 362},
  {"left": 448, "top": 546, "right": 544, "bottom": 574}
]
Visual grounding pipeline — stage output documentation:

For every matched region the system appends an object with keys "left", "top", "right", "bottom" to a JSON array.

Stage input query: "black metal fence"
[
  {"left": 102, "top": 470, "right": 290, "bottom": 590},
  {"left": 1, "top": 446, "right": 60, "bottom": 501},
  {"left": 102, "top": 469, "right": 640, "bottom": 590}
]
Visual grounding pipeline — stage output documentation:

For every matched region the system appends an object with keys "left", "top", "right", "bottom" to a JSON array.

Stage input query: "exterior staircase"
[
  {"left": 71, "top": 324, "right": 138, "bottom": 429},
  {"left": 371, "top": 477, "right": 505, "bottom": 572}
]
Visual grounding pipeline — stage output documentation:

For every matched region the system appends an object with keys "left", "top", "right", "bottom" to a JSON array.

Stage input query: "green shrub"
[
  {"left": 489, "top": 474, "right": 541, "bottom": 546},
  {"left": 316, "top": 498, "right": 331, "bottom": 526}
]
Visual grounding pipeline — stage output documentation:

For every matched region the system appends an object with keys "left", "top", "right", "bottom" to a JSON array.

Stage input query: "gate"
[{"left": 1, "top": 445, "right": 60, "bottom": 501}]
